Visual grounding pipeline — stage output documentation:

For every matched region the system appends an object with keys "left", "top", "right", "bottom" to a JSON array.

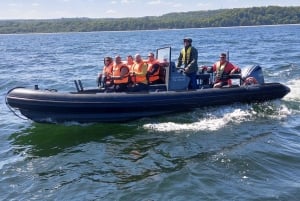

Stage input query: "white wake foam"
[
  {"left": 143, "top": 107, "right": 253, "bottom": 132},
  {"left": 285, "top": 79, "right": 300, "bottom": 102},
  {"left": 143, "top": 102, "right": 291, "bottom": 132}
]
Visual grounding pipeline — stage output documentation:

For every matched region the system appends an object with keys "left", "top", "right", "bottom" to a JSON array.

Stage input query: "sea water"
[{"left": 0, "top": 25, "right": 299, "bottom": 200}]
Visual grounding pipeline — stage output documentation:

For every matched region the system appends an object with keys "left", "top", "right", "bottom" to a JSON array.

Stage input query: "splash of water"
[
  {"left": 285, "top": 78, "right": 300, "bottom": 102},
  {"left": 143, "top": 102, "right": 291, "bottom": 132}
]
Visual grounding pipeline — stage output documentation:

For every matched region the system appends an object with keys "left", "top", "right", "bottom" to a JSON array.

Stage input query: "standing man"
[{"left": 177, "top": 37, "right": 198, "bottom": 89}]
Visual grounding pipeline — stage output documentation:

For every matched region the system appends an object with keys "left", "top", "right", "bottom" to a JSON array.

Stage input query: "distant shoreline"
[
  {"left": 0, "top": 6, "right": 299, "bottom": 34},
  {"left": 0, "top": 24, "right": 299, "bottom": 36}
]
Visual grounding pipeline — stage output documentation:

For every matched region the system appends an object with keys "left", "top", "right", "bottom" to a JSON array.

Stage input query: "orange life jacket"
[
  {"left": 127, "top": 61, "right": 134, "bottom": 71},
  {"left": 131, "top": 62, "right": 148, "bottom": 84},
  {"left": 102, "top": 63, "right": 113, "bottom": 85},
  {"left": 147, "top": 60, "right": 160, "bottom": 82},
  {"left": 113, "top": 64, "right": 129, "bottom": 84},
  {"left": 103, "top": 63, "right": 113, "bottom": 77}
]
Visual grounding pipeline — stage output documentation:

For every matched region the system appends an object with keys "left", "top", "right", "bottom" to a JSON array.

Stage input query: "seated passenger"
[
  {"left": 129, "top": 54, "right": 148, "bottom": 92},
  {"left": 97, "top": 57, "right": 113, "bottom": 89},
  {"left": 212, "top": 53, "right": 240, "bottom": 88},
  {"left": 126, "top": 55, "right": 134, "bottom": 70},
  {"left": 146, "top": 52, "right": 163, "bottom": 85},
  {"left": 111, "top": 56, "right": 130, "bottom": 92}
]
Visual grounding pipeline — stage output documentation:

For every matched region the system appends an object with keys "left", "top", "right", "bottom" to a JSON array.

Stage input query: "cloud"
[
  {"left": 147, "top": 0, "right": 182, "bottom": 8},
  {"left": 32, "top": 3, "right": 40, "bottom": 7},
  {"left": 121, "top": 0, "right": 135, "bottom": 4},
  {"left": 106, "top": 9, "right": 117, "bottom": 14},
  {"left": 172, "top": 3, "right": 182, "bottom": 8},
  {"left": 147, "top": 0, "right": 162, "bottom": 5},
  {"left": 8, "top": 3, "right": 21, "bottom": 7},
  {"left": 196, "top": 3, "right": 211, "bottom": 10}
]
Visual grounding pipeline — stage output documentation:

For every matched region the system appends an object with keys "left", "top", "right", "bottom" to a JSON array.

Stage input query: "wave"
[
  {"left": 143, "top": 102, "right": 291, "bottom": 132},
  {"left": 285, "top": 78, "right": 300, "bottom": 102}
]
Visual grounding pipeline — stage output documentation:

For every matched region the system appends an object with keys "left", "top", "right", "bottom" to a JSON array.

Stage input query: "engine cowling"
[{"left": 241, "top": 65, "right": 265, "bottom": 85}]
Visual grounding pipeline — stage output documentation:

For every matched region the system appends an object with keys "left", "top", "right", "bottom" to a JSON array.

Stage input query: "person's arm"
[
  {"left": 120, "top": 66, "right": 129, "bottom": 78},
  {"left": 177, "top": 51, "right": 183, "bottom": 68},
  {"left": 188, "top": 47, "right": 198, "bottom": 67},
  {"left": 228, "top": 62, "right": 240, "bottom": 74},
  {"left": 212, "top": 63, "right": 216, "bottom": 72},
  {"left": 148, "top": 63, "right": 160, "bottom": 75}
]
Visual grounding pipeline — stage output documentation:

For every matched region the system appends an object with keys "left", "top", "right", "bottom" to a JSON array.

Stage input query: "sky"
[{"left": 1, "top": 0, "right": 300, "bottom": 20}]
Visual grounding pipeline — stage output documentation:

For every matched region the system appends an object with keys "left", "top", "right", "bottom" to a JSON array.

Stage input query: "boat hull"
[{"left": 6, "top": 83, "right": 290, "bottom": 123}]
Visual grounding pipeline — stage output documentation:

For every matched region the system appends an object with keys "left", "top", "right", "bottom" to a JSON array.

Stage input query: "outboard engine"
[{"left": 241, "top": 65, "right": 264, "bottom": 85}]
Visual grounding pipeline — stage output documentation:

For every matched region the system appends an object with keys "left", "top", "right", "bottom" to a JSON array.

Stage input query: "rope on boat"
[{"left": 5, "top": 87, "right": 29, "bottom": 121}]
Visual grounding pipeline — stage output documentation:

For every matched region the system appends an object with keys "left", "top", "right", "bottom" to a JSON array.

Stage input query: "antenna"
[{"left": 227, "top": 50, "right": 230, "bottom": 62}]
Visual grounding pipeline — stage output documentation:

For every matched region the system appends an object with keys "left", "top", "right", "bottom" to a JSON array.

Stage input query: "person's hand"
[
  {"left": 184, "top": 66, "right": 190, "bottom": 73},
  {"left": 177, "top": 68, "right": 184, "bottom": 74},
  {"left": 200, "top": 66, "right": 208, "bottom": 72},
  {"left": 162, "top": 62, "right": 169, "bottom": 67},
  {"left": 230, "top": 69, "right": 236, "bottom": 75}
]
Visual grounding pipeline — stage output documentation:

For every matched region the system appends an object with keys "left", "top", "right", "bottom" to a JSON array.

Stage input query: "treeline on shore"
[{"left": 1, "top": 6, "right": 300, "bottom": 34}]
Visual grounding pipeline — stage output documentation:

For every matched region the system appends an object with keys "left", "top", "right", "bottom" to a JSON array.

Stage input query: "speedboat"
[{"left": 6, "top": 47, "right": 290, "bottom": 123}]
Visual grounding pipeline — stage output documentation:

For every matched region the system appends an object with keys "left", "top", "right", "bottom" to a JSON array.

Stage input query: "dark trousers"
[
  {"left": 128, "top": 83, "right": 149, "bottom": 92},
  {"left": 186, "top": 72, "right": 198, "bottom": 89},
  {"left": 114, "top": 83, "right": 128, "bottom": 92}
]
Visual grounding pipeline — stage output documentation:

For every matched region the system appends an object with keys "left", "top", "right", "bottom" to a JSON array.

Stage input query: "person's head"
[
  {"left": 104, "top": 57, "right": 112, "bottom": 65},
  {"left": 127, "top": 55, "right": 134, "bottom": 64},
  {"left": 115, "top": 55, "right": 122, "bottom": 64},
  {"left": 135, "top": 54, "right": 142, "bottom": 63},
  {"left": 147, "top": 52, "right": 155, "bottom": 61},
  {"left": 219, "top": 53, "right": 227, "bottom": 62},
  {"left": 183, "top": 37, "right": 192, "bottom": 47}
]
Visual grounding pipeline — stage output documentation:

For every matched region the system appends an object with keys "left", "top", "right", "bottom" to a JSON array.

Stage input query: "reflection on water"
[
  {"left": 9, "top": 123, "right": 141, "bottom": 157},
  {"left": 9, "top": 99, "right": 291, "bottom": 159}
]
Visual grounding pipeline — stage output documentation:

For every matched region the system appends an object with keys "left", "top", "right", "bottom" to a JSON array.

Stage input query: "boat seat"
[{"left": 196, "top": 74, "right": 210, "bottom": 82}]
